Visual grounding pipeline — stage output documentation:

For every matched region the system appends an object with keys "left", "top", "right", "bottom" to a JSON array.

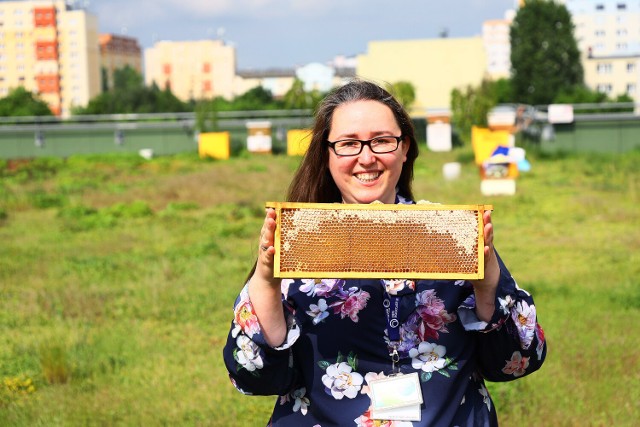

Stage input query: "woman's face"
[{"left": 327, "top": 100, "right": 409, "bottom": 204}]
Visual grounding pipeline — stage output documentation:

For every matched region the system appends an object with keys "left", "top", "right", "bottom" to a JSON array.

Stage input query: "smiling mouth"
[{"left": 354, "top": 172, "right": 381, "bottom": 183}]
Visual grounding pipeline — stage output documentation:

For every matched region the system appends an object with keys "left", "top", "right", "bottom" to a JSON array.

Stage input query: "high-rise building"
[
  {"left": 99, "top": 34, "right": 143, "bottom": 91},
  {"left": 0, "top": 0, "right": 101, "bottom": 116},
  {"left": 483, "top": 10, "right": 516, "bottom": 80},
  {"left": 559, "top": 0, "right": 640, "bottom": 56},
  {"left": 144, "top": 40, "right": 236, "bottom": 102},
  {"left": 557, "top": 0, "right": 640, "bottom": 99}
]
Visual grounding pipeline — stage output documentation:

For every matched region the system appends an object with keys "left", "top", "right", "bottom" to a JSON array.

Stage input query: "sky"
[{"left": 89, "top": 0, "right": 518, "bottom": 70}]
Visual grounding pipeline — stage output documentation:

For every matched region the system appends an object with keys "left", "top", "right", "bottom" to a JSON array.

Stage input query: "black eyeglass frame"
[{"left": 326, "top": 135, "right": 404, "bottom": 157}]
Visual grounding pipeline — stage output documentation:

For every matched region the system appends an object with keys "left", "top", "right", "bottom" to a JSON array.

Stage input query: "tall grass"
[{"left": 0, "top": 147, "right": 638, "bottom": 426}]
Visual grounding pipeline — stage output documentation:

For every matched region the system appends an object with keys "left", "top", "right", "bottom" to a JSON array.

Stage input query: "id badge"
[{"left": 369, "top": 372, "right": 422, "bottom": 421}]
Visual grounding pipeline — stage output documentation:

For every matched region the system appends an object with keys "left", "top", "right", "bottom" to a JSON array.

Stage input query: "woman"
[{"left": 223, "top": 80, "right": 546, "bottom": 426}]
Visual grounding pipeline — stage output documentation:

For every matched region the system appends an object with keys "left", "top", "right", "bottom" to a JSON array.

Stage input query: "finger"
[
  {"left": 482, "top": 212, "right": 494, "bottom": 260},
  {"left": 259, "top": 209, "right": 278, "bottom": 254}
]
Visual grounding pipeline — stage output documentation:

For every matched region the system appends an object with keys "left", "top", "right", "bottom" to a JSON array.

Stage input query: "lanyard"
[
  {"left": 383, "top": 292, "right": 401, "bottom": 373},
  {"left": 383, "top": 292, "right": 401, "bottom": 341}
]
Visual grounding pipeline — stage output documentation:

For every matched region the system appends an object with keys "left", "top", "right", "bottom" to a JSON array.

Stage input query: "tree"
[
  {"left": 510, "top": 0, "right": 583, "bottom": 105},
  {"left": 0, "top": 87, "right": 53, "bottom": 116},
  {"left": 386, "top": 81, "right": 416, "bottom": 111},
  {"left": 194, "top": 98, "right": 218, "bottom": 133},
  {"left": 73, "top": 67, "right": 188, "bottom": 114},
  {"left": 493, "top": 78, "right": 514, "bottom": 104},
  {"left": 450, "top": 80, "right": 500, "bottom": 143},
  {"left": 282, "top": 78, "right": 323, "bottom": 110}
]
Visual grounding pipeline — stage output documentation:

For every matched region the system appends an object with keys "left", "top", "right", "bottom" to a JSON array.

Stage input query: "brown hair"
[{"left": 286, "top": 79, "right": 419, "bottom": 203}]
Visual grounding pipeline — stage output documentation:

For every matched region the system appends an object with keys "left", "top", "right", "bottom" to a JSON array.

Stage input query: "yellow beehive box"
[
  {"left": 199, "top": 131, "right": 230, "bottom": 160},
  {"left": 287, "top": 129, "right": 312, "bottom": 156},
  {"left": 471, "top": 126, "right": 511, "bottom": 166}
]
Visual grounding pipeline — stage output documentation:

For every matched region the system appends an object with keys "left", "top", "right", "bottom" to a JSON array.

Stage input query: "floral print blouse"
[{"left": 222, "top": 198, "right": 547, "bottom": 427}]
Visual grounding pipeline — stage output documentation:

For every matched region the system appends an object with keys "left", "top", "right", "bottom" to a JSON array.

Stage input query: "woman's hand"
[
  {"left": 254, "top": 208, "right": 279, "bottom": 284},
  {"left": 248, "top": 208, "right": 286, "bottom": 346},
  {"left": 469, "top": 210, "right": 501, "bottom": 322}
]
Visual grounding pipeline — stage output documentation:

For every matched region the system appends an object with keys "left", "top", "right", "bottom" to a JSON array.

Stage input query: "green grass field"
[{"left": 1, "top": 146, "right": 639, "bottom": 426}]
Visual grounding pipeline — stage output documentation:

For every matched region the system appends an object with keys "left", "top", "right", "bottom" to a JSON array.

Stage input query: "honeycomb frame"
[{"left": 267, "top": 202, "right": 493, "bottom": 280}]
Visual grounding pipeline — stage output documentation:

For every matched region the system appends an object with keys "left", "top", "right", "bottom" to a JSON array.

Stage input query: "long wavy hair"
[{"left": 286, "top": 79, "right": 419, "bottom": 203}]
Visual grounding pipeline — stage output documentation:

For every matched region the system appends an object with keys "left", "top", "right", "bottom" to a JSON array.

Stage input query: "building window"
[
  {"left": 596, "top": 63, "right": 612, "bottom": 74},
  {"left": 596, "top": 83, "right": 613, "bottom": 94},
  {"left": 595, "top": 4, "right": 604, "bottom": 10},
  {"left": 163, "top": 64, "right": 171, "bottom": 74},
  {"left": 617, "top": 3, "right": 627, "bottom": 10},
  {"left": 627, "top": 84, "right": 636, "bottom": 95},
  {"left": 627, "top": 63, "right": 636, "bottom": 73},
  {"left": 202, "top": 62, "right": 211, "bottom": 73}
]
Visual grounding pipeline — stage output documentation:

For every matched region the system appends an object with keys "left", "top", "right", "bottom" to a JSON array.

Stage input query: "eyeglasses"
[{"left": 327, "top": 135, "right": 403, "bottom": 157}]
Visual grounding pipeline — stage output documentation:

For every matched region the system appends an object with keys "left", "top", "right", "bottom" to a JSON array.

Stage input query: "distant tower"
[{"left": 0, "top": 0, "right": 101, "bottom": 116}]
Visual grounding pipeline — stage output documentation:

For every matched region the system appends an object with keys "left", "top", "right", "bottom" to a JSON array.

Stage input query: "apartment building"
[
  {"left": 559, "top": 0, "right": 640, "bottom": 99},
  {"left": 0, "top": 0, "right": 100, "bottom": 116},
  {"left": 144, "top": 39, "right": 236, "bottom": 102},
  {"left": 583, "top": 54, "right": 639, "bottom": 99},
  {"left": 483, "top": 10, "right": 516, "bottom": 80},
  {"left": 99, "top": 34, "right": 142, "bottom": 90}
]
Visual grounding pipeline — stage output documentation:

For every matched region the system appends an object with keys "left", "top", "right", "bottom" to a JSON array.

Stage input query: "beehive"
[{"left": 267, "top": 202, "right": 492, "bottom": 279}]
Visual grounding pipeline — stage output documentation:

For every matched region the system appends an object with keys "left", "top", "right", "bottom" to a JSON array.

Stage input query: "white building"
[
  {"left": 482, "top": 9, "right": 516, "bottom": 79},
  {"left": 560, "top": 0, "right": 640, "bottom": 56},
  {"left": 559, "top": 0, "right": 640, "bottom": 99}
]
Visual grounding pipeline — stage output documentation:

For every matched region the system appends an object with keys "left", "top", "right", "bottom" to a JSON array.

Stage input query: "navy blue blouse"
[{"left": 223, "top": 200, "right": 546, "bottom": 426}]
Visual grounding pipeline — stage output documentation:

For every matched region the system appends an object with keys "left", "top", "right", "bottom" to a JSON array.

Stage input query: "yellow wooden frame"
[{"left": 266, "top": 202, "right": 493, "bottom": 280}]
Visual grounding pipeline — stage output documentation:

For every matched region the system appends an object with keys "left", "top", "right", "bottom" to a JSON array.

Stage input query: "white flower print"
[
  {"left": 321, "top": 362, "right": 364, "bottom": 400},
  {"left": 306, "top": 298, "right": 329, "bottom": 325},
  {"left": 382, "top": 279, "right": 415, "bottom": 295},
  {"left": 498, "top": 294, "right": 515, "bottom": 316},
  {"left": 409, "top": 341, "right": 447, "bottom": 373},
  {"left": 234, "top": 335, "right": 263, "bottom": 372},
  {"left": 478, "top": 383, "right": 491, "bottom": 411},
  {"left": 281, "top": 279, "right": 294, "bottom": 297},
  {"left": 300, "top": 279, "right": 341, "bottom": 297},
  {"left": 291, "top": 387, "right": 310, "bottom": 415},
  {"left": 454, "top": 279, "right": 466, "bottom": 287},
  {"left": 511, "top": 301, "right": 536, "bottom": 349}
]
